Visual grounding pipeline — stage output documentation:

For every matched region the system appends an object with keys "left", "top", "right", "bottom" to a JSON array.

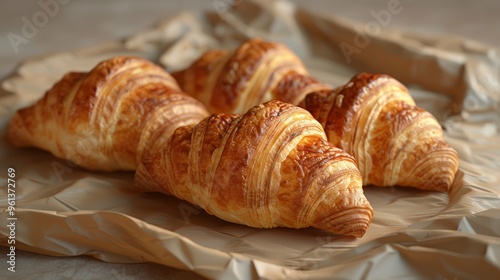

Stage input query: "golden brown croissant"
[
  {"left": 135, "top": 100, "right": 374, "bottom": 237},
  {"left": 173, "top": 38, "right": 459, "bottom": 192},
  {"left": 172, "top": 38, "right": 332, "bottom": 114},
  {"left": 300, "top": 73, "right": 459, "bottom": 192},
  {"left": 7, "top": 56, "right": 209, "bottom": 171}
]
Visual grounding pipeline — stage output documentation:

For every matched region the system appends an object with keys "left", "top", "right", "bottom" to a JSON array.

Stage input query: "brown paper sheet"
[{"left": 1, "top": 1, "right": 500, "bottom": 279}]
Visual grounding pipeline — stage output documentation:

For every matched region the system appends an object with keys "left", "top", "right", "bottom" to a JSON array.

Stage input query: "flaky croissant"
[
  {"left": 300, "top": 73, "right": 459, "bottom": 192},
  {"left": 173, "top": 38, "right": 459, "bottom": 191},
  {"left": 172, "top": 38, "right": 331, "bottom": 114},
  {"left": 7, "top": 56, "right": 209, "bottom": 171},
  {"left": 135, "top": 100, "right": 374, "bottom": 237}
]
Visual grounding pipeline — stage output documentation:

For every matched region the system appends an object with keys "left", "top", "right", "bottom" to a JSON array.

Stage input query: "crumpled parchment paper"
[{"left": 1, "top": 1, "right": 499, "bottom": 279}]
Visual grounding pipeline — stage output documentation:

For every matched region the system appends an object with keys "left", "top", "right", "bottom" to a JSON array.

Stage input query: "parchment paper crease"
[{"left": 1, "top": 1, "right": 499, "bottom": 279}]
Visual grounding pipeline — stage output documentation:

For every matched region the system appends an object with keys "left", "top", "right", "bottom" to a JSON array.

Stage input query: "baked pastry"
[
  {"left": 300, "top": 73, "right": 459, "bottom": 191},
  {"left": 7, "top": 56, "right": 209, "bottom": 171},
  {"left": 172, "top": 38, "right": 459, "bottom": 191},
  {"left": 135, "top": 100, "right": 374, "bottom": 237},
  {"left": 172, "top": 38, "right": 331, "bottom": 114}
]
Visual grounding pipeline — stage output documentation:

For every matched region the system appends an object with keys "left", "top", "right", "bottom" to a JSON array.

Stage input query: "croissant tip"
[
  {"left": 7, "top": 111, "right": 32, "bottom": 147},
  {"left": 315, "top": 207, "right": 374, "bottom": 238},
  {"left": 406, "top": 147, "right": 460, "bottom": 192}
]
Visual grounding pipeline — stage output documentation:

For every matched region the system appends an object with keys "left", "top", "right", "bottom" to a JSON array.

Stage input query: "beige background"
[
  {"left": 1, "top": 0, "right": 499, "bottom": 80},
  {"left": 1, "top": 0, "right": 499, "bottom": 279}
]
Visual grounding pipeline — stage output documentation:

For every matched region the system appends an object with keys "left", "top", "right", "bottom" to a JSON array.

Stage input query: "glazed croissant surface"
[
  {"left": 135, "top": 100, "right": 374, "bottom": 237},
  {"left": 7, "top": 56, "right": 209, "bottom": 171},
  {"left": 173, "top": 38, "right": 459, "bottom": 192}
]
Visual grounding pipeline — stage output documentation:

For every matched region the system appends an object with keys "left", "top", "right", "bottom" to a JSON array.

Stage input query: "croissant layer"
[{"left": 135, "top": 100, "right": 374, "bottom": 237}]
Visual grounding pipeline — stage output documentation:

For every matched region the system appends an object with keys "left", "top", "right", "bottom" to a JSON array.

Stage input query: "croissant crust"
[
  {"left": 7, "top": 56, "right": 209, "bottom": 171},
  {"left": 135, "top": 100, "right": 374, "bottom": 237}
]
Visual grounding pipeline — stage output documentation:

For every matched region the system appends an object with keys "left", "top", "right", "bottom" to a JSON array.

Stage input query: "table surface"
[{"left": 1, "top": 1, "right": 499, "bottom": 279}]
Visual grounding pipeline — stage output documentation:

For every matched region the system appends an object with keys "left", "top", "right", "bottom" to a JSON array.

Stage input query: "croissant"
[
  {"left": 172, "top": 38, "right": 332, "bottom": 114},
  {"left": 135, "top": 100, "right": 374, "bottom": 237},
  {"left": 173, "top": 38, "right": 459, "bottom": 191},
  {"left": 7, "top": 56, "right": 209, "bottom": 171},
  {"left": 300, "top": 73, "right": 459, "bottom": 191}
]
